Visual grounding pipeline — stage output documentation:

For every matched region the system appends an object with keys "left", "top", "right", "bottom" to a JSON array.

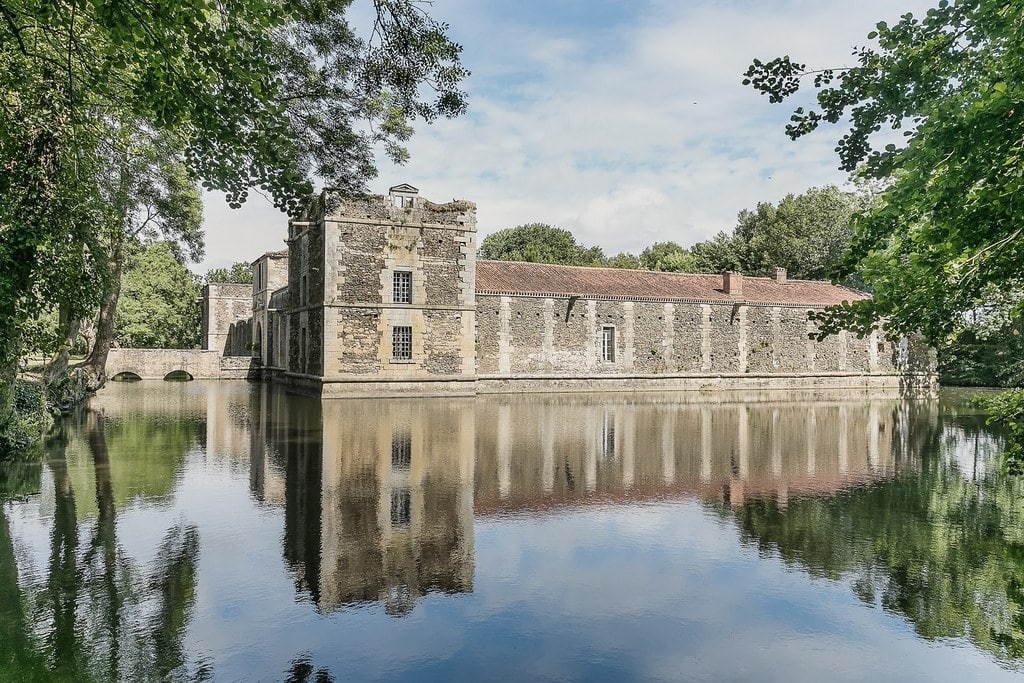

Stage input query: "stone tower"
[{"left": 285, "top": 184, "right": 477, "bottom": 396}]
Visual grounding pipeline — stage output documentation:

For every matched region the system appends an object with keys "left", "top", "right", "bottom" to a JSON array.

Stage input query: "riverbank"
[
  {"left": 0, "top": 368, "right": 93, "bottom": 460},
  {"left": 0, "top": 378, "right": 50, "bottom": 457}
]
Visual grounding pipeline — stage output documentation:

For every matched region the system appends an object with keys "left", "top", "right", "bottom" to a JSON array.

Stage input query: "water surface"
[{"left": 1, "top": 382, "right": 1022, "bottom": 681}]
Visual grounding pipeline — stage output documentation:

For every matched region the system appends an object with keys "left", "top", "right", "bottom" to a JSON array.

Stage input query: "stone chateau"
[{"left": 199, "top": 184, "right": 935, "bottom": 397}]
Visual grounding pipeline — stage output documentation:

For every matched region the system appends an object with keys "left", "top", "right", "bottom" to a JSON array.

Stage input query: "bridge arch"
[
  {"left": 163, "top": 370, "right": 194, "bottom": 381},
  {"left": 110, "top": 371, "right": 142, "bottom": 382}
]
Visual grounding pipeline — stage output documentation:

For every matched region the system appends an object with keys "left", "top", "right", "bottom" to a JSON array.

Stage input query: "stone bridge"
[{"left": 106, "top": 348, "right": 256, "bottom": 381}]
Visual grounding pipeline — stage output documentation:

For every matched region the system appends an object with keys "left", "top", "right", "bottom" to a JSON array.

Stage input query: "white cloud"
[{"left": 196, "top": 0, "right": 935, "bottom": 271}]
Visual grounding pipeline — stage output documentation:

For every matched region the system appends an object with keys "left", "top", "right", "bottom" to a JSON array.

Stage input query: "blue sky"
[{"left": 199, "top": 0, "right": 934, "bottom": 271}]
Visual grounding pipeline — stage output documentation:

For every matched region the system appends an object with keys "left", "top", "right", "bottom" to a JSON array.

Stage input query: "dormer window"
[{"left": 388, "top": 183, "right": 419, "bottom": 209}]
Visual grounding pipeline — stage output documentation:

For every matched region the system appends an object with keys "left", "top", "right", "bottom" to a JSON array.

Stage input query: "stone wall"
[
  {"left": 475, "top": 296, "right": 501, "bottom": 375},
  {"left": 263, "top": 289, "right": 290, "bottom": 369},
  {"left": 106, "top": 348, "right": 256, "bottom": 380},
  {"left": 301, "top": 188, "right": 477, "bottom": 390},
  {"left": 253, "top": 252, "right": 289, "bottom": 368},
  {"left": 287, "top": 219, "right": 324, "bottom": 376},
  {"left": 255, "top": 187, "right": 934, "bottom": 396},
  {"left": 475, "top": 294, "right": 929, "bottom": 390},
  {"left": 224, "top": 318, "right": 253, "bottom": 357},
  {"left": 201, "top": 283, "right": 252, "bottom": 354}
]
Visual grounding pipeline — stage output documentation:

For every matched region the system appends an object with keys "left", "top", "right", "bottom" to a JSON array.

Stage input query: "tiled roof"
[{"left": 474, "top": 260, "right": 868, "bottom": 307}]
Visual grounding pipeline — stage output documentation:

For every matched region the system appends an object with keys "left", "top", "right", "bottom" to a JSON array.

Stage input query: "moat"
[{"left": 2, "top": 382, "right": 1023, "bottom": 681}]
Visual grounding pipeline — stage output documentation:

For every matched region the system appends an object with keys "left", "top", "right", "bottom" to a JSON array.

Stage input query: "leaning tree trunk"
[
  {"left": 81, "top": 249, "right": 123, "bottom": 393},
  {"left": 43, "top": 304, "right": 83, "bottom": 386}
]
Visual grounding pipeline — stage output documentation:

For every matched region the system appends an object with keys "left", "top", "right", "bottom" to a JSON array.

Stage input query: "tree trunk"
[
  {"left": 43, "top": 304, "right": 82, "bottom": 385},
  {"left": 82, "top": 249, "right": 123, "bottom": 392}
]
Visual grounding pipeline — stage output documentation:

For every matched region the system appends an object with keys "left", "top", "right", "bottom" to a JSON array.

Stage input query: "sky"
[{"left": 198, "top": 0, "right": 934, "bottom": 272}]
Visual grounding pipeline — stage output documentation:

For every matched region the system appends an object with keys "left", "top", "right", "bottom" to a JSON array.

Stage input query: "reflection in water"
[
  {"left": 474, "top": 396, "right": 900, "bottom": 515},
  {"left": 0, "top": 407, "right": 202, "bottom": 681},
  {"left": 1, "top": 383, "right": 1023, "bottom": 678},
  {"left": 734, "top": 400, "right": 1024, "bottom": 662},
  {"left": 252, "top": 392, "right": 475, "bottom": 616},
  {"left": 250, "top": 391, "right": 903, "bottom": 619}
]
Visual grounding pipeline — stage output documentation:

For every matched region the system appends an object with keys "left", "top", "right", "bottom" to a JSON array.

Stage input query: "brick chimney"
[
  {"left": 774, "top": 267, "right": 787, "bottom": 284},
  {"left": 723, "top": 271, "right": 743, "bottom": 297}
]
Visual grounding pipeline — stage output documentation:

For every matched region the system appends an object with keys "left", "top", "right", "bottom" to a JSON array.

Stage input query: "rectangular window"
[
  {"left": 300, "top": 275, "right": 308, "bottom": 307},
  {"left": 393, "top": 270, "right": 412, "bottom": 304},
  {"left": 392, "top": 326, "right": 412, "bottom": 361},
  {"left": 391, "top": 431, "right": 411, "bottom": 470},
  {"left": 602, "top": 326, "right": 616, "bottom": 362}
]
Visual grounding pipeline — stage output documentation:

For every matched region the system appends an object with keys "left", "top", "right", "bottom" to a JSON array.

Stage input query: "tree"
[
  {"left": 744, "top": 0, "right": 1024, "bottom": 467},
  {"left": 939, "top": 283, "right": 1024, "bottom": 388},
  {"left": 1, "top": 1, "right": 468, "bottom": 450},
  {"left": 743, "top": 0, "right": 1023, "bottom": 343},
  {"left": 638, "top": 242, "right": 699, "bottom": 273},
  {"left": 691, "top": 187, "right": 856, "bottom": 280},
  {"left": 690, "top": 232, "right": 744, "bottom": 275},
  {"left": 72, "top": 128, "right": 204, "bottom": 385},
  {"left": 206, "top": 263, "right": 254, "bottom": 285},
  {"left": 479, "top": 224, "right": 605, "bottom": 266},
  {"left": 603, "top": 252, "right": 642, "bottom": 269},
  {"left": 115, "top": 243, "right": 202, "bottom": 350}
]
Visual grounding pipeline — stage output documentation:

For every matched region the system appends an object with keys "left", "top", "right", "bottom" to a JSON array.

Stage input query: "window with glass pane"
[
  {"left": 393, "top": 326, "right": 412, "bottom": 360},
  {"left": 393, "top": 270, "right": 412, "bottom": 303},
  {"left": 602, "top": 326, "right": 616, "bottom": 362}
]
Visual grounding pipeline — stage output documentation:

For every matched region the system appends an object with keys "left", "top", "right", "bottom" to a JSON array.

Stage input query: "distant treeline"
[{"left": 479, "top": 186, "right": 859, "bottom": 283}]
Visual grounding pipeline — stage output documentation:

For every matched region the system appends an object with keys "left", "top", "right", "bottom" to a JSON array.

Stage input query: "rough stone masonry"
[{"left": 191, "top": 184, "right": 937, "bottom": 398}]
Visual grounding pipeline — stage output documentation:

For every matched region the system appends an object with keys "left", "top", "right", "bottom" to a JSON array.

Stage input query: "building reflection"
[
  {"left": 473, "top": 394, "right": 902, "bottom": 516},
  {"left": 249, "top": 387, "right": 906, "bottom": 615},
  {"left": 254, "top": 388, "right": 475, "bottom": 616}
]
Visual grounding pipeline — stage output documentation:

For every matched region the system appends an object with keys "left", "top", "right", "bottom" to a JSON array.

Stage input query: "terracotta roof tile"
[{"left": 474, "top": 260, "right": 867, "bottom": 307}]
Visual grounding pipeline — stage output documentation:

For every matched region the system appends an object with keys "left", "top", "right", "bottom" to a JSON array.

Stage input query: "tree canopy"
[
  {"left": 1, "top": 0, "right": 468, "bottom": 451},
  {"left": 603, "top": 252, "right": 643, "bottom": 270},
  {"left": 743, "top": 0, "right": 1023, "bottom": 343},
  {"left": 206, "top": 262, "right": 254, "bottom": 285},
  {"left": 478, "top": 224, "right": 605, "bottom": 266},
  {"left": 939, "top": 283, "right": 1024, "bottom": 388},
  {"left": 638, "top": 242, "right": 699, "bottom": 273},
  {"left": 114, "top": 242, "right": 201, "bottom": 350},
  {"left": 690, "top": 186, "right": 856, "bottom": 281}
]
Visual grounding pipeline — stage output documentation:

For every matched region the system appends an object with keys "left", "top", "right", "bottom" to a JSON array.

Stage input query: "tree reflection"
[
  {"left": 284, "top": 654, "right": 335, "bottom": 683},
  {"left": 0, "top": 410, "right": 202, "bottom": 680},
  {"left": 732, "top": 408, "right": 1024, "bottom": 661},
  {"left": 0, "top": 503, "right": 49, "bottom": 679}
]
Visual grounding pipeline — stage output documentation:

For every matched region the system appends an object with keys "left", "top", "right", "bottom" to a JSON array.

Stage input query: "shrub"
[
  {"left": 0, "top": 380, "right": 52, "bottom": 458},
  {"left": 978, "top": 389, "right": 1024, "bottom": 474}
]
